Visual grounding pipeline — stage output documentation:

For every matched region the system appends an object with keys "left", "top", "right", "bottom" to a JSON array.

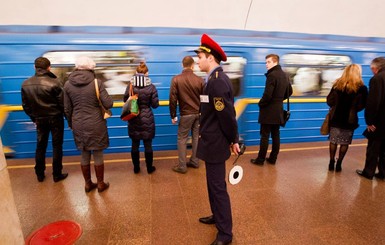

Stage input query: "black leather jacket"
[{"left": 21, "top": 68, "right": 64, "bottom": 122}]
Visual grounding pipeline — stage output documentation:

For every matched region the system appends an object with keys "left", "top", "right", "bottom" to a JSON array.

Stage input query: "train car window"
[
  {"left": 44, "top": 51, "right": 142, "bottom": 100},
  {"left": 282, "top": 54, "right": 352, "bottom": 96},
  {"left": 192, "top": 56, "right": 247, "bottom": 97}
]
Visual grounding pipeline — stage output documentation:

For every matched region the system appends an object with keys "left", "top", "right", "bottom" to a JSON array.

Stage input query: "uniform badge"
[{"left": 214, "top": 97, "right": 225, "bottom": 111}]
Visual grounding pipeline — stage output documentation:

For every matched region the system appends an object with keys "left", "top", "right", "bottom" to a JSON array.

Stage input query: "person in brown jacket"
[{"left": 169, "top": 56, "right": 204, "bottom": 174}]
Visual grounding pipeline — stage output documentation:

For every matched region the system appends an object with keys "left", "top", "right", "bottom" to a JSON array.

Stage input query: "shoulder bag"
[
  {"left": 94, "top": 79, "right": 112, "bottom": 119},
  {"left": 120, "top": 83, "right": 139, "bottom": 121},
  {"left": 281, "top": 87, "right": 291, "bottom": 127}
]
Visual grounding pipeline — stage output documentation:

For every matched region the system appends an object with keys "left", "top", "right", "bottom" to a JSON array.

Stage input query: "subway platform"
[{"left": 6, "top": 139, "right": 385, "bottom": 244}]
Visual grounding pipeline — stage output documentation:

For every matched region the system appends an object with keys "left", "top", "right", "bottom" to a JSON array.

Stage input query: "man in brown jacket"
[{"left": 169, "top": 56, "right": 204, "bottom": 173}]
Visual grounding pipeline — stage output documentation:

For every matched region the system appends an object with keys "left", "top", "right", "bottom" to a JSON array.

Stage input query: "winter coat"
[
  {"left": 258, "top": 65, "right": 292, "bottom": 125},
  {"left": 63, "top": 69, "right": 113, "bottom": 151},
  {"left": 327, "top": 85, "right": 368, "bottom": 130},
  {"left": 123, "top": 74, "right": 159, "bottom": 140}
]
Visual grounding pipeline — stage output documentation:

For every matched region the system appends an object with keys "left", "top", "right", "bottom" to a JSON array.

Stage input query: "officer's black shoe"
[
  {"left": 250, "top": 158, "right": 264, "bottom": 165},
  {"left": 356, "top": 170, "right": 373, "bottom": 180},
  {"left": 375, "top": 173, "right": 385, "bottom": 180},
  {"left": 37, "top": 175, "right": 45, "bottom": 182},
  {"left": 199, "top": 215, "right": 215, "bottom": 224},
  {"left": 53, "top": 173, "right": 68, "bottom": 182},
  {"left": 210, "top": 239, "right": 232, "bottom": 245}
]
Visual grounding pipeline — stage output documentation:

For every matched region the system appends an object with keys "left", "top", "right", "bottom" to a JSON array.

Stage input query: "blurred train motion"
[{"left": 1, "top": 25, "right": 384, "bottom": 158}]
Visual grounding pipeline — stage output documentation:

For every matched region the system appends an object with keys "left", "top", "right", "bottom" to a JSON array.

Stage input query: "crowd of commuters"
[{"left": 21, "top": 34, "right": 385, "bottom": 244}]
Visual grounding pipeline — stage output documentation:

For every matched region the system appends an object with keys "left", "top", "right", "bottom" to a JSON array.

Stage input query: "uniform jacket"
[
  {"left": 258, "top": 65, "right": 292, "bottom": 125},
  {"left": 169, "top": 68, "right": 204, "bottom": 118},
  {"left": 365, "top": 68, "right": 385, "bottom": 139},
  {"left": 197, "top": 66, "right": 239, "bottom": 163},
  {"left": 21, "top": 68, "right": 64, "bottom": 122},
  {"left": 327, "top": 85, "right": 367, "bottom": 130},
  {"left": 123, "top": 74, "right": 159, "bottom": 140},
  {"left": 64, "top": 69, "right": 113, "bottom": 151}
]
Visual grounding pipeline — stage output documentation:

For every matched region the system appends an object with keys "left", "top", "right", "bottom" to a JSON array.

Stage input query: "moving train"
[{"left": 1, "top": 25, "right": 384, "bottom": 158}]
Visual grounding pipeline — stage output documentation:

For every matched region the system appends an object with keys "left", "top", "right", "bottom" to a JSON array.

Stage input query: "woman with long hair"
[
  {"left": 326, "top": 64, "right": 368, "bottom": 171},
  {"left": 123, "top": 62, "right": 159, "bottom": 174}
]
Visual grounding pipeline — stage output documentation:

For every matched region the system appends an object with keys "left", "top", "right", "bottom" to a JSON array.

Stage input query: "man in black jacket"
[
  {"left": 357, "top": 57, "right": 385, "bottom": 180},
  {"left": 251, "top": 54, "right": 292, "bottom": 165},
  {"left": 21, "top": 57, "right": 68, "bottom": 182}
]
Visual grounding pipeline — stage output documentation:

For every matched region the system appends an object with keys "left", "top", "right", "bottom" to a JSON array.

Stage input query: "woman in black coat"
[
  {"left": 64, "top": 56, "right": 113, "bottom": 192},
  {"left": 123, "top": 62, "right": 159, "bottom": 174},
  {"left": 326, "top": 64, "right": 368, "bottom": 172}
]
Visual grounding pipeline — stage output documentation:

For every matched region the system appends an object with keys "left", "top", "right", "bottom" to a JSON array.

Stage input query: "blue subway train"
[{"left": 1, "top": 25, "right": 384, "bottom": 158}]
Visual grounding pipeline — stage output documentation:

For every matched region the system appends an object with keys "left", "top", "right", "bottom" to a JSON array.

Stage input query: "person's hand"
[
  {"left": 231, "top": 143, "right": 240, "bottom": 156},
  {"left": 367, "top": 125, "right": 376, "bottom": 132},
  {"left": 171, "top": 118, "right": 177, "bottom": 124}
]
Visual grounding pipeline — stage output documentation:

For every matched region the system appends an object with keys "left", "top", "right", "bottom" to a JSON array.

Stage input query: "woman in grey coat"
[
  {"left": 64, "top": 56, "right": 113, "bottom": 193},
  {"left": 123, "top": 62, "right": 159, "bottom": 174}
]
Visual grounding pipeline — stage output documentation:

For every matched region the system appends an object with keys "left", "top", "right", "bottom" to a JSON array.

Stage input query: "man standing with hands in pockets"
[{"left": 195, "top": 34, "right": 240, "bottom": 245}]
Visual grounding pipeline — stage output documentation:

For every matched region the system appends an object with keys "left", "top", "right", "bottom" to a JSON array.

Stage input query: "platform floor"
[{"left": 6, "top": 139, "right": 385, "bottom": 245}]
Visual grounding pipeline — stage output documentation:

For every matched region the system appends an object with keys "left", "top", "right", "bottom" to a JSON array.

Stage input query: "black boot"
[
  {"left": 81, "top": 165, "right": 97, "bottom": 192},
  {"left": 94, "top": 164, "right": 109, "bottom": 192},
  {"left": 335, "top": 159, "right": 342, "bottom": 172},
  {"left": 131, "top": 151, "right": 140, "bottom": 174},
  {"left": 145, "top": 152, "right": 156, "bottom": 174},
  {"left": 328, "top": 159, "right": 335, "bottom": 171}
]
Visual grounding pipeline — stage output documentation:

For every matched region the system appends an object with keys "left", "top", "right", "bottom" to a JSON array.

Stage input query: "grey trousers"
[{"left": 177, "top": 114, "right": 200, "bottom": 168}]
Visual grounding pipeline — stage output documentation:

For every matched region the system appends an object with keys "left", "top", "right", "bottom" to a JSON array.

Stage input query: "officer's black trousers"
[{"left": 205, "top": 161, "right": 233, "bottom": 242}]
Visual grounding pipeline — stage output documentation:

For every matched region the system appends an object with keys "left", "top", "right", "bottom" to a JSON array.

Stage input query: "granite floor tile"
[{"left": 7, "top": 139, "right": 385, "bottom": 244}]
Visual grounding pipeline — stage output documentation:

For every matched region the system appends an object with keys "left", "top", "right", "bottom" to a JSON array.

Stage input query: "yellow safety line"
[
  {"left": 6, "top": 142, "right": 366, "bottom": 170},
  {"left": 1, "top": 97, "right": 327, "bottom": 156}
]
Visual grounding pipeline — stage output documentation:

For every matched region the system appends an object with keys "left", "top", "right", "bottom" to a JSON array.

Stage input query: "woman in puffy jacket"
[
  {"left": 326, "top": 64, "right": 368, "bottom": 172},
  {"left": 123, "top": 62, "right": 159, "bottom": 174},
  {"left": 64, "top": 56, "right": 113, "bottom": 192}
]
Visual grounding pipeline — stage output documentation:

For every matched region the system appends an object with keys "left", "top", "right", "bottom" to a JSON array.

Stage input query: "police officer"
[{"left": 195, "top": 34, "right": 240, "bottom": 245}]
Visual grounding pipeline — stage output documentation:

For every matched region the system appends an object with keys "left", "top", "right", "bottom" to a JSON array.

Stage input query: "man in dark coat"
[
  {"left": 251, "top": 54, "right": 292, "bottom": 165},
  {"left": 195, "top": 34, "right": 240, "bottom": 245},
  {"left": 21, "top": 57, "right": 68, "bottom": 182},
  {"left": 356, "top": 57, "right": 385, "bottom": 180}
]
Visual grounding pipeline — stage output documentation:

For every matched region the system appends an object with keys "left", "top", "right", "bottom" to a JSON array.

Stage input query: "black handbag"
[{"left": 281, "top": 87, "right": 291, "bottom": 127}]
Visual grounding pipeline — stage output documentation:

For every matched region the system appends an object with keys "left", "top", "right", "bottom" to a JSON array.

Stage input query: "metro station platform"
[{"left": 6, "top": 139, "right": 385, "bottom": 244}]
